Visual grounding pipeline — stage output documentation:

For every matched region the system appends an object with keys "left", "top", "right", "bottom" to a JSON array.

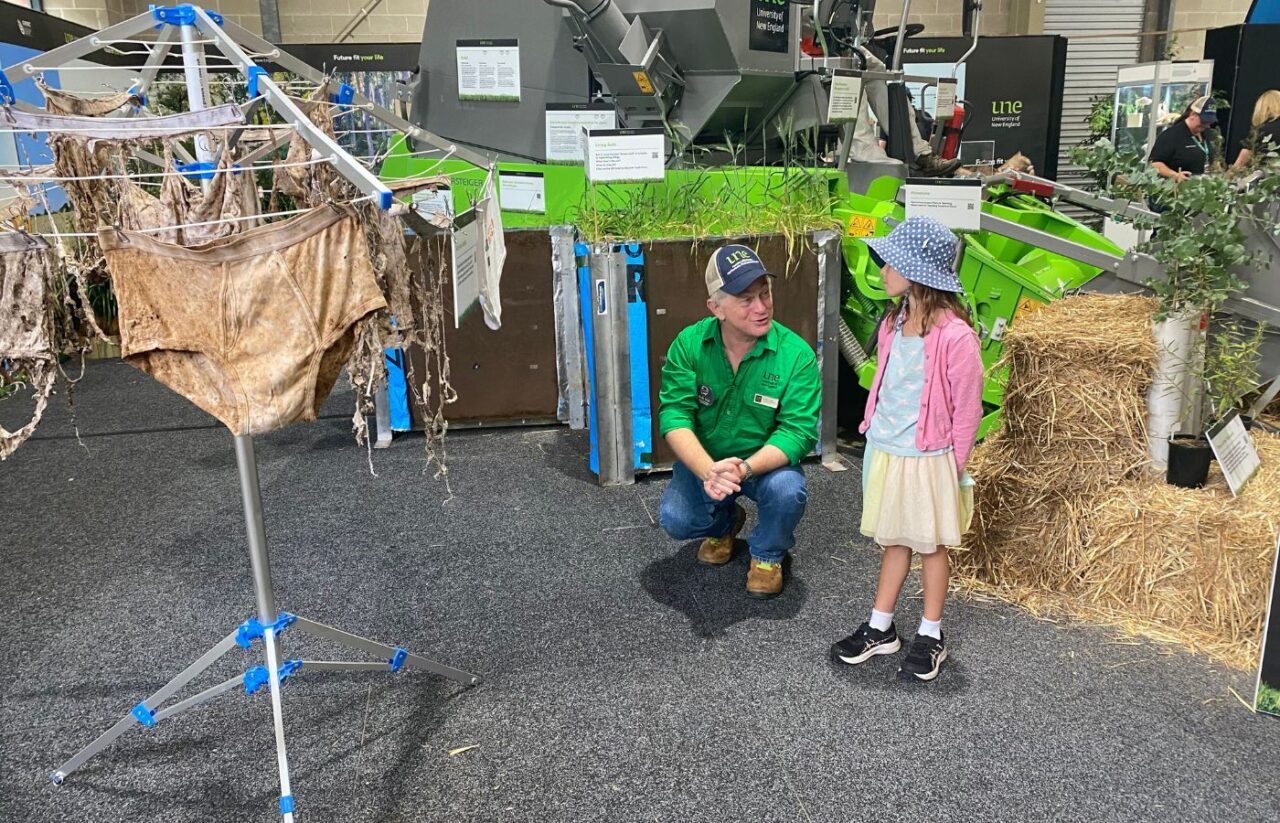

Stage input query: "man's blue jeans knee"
[{"left": 659, "top": 461, "right": 807, "bottom": 563}]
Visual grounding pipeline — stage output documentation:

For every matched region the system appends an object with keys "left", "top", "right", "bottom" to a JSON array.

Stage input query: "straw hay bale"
[
  {"left": 1081, "top": 434, "right": 1280, "bottom": 670},
  {"left": 951, "top": 293, "right": 1280, "bottom": 669}
]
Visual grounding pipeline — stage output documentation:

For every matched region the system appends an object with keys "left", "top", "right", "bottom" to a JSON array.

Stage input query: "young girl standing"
[{"left": 831, "top": 216, "right": 984, "bottom": 682}]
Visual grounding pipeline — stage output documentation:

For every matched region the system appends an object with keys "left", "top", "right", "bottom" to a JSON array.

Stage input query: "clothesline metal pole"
[
  {"left": 34, "top": 9, "right": 481, "bottom": 820},
  {"left": 178, "top": 17, "right": 295, "bottom": 819},
  {"left": 191, "top": 6, "right": 395, "bottom": 209},
  {"left": 216, "top": 16, "right": 492, "bottom": 170}
]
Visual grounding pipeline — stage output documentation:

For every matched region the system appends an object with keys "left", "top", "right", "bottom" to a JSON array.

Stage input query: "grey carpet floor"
[{"left": 1, "top": 361, "right": 1277, "bottom": 823}]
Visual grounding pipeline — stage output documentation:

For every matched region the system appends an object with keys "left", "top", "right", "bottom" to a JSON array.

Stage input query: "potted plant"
[{"left": 1069, "top": 143, "right": 1280, "bottom": 483}]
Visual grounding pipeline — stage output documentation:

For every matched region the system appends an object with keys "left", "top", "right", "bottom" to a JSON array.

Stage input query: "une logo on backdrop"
[{"left": 992, "top": 100, "right": 1024, "bottom": 115}]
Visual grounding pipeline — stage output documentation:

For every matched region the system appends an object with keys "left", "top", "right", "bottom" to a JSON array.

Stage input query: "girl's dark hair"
[{"left": 884, "top": 281, "right": 972, "bottom": 332}]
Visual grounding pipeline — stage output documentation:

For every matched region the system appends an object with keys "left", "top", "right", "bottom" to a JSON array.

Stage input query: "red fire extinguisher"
[{"left": 940, "top": 102, "right": 969, "bottom": 161}]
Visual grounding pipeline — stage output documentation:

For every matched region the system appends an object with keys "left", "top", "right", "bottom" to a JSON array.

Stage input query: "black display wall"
[
  {"left": 1204, "top": 24, "right": 1280, "bottom": 164},
  {"left": 898, "top": 36, "right": 1068, "bottom": 179}
]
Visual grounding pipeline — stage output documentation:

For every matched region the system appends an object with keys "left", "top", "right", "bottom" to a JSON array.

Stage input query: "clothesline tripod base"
[{"left": 49, "top": 434, "right": 481, "bottom": 821}]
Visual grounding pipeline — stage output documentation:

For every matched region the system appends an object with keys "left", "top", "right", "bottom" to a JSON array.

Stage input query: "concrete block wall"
[
  {"left": 872, "top": 0, "right": 1012, "bottom": 38},
  {"left": 40, "top": 0, "right": 430, "bottom": 43},
  {"left": 1170, "top": 0, "right": 1252, "bottom": 59}
]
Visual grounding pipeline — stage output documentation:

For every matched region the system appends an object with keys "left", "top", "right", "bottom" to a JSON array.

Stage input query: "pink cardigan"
[{"left": 859, "top": 311, "right": 985, "bottom": 472}]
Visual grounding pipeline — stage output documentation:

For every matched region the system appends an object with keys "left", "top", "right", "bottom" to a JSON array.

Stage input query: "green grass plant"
[{"left": 1257, "top": 682, "right": 1280, "bottom": 715}]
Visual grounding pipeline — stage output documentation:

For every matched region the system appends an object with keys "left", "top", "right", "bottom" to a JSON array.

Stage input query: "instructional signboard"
[
  {"left": 544, "top": 102, "right": 616, "bottom": 163},
  {"left": 498, "top": 170, "right": 546, "bottom": 213},
  {"left": 455, "top": 38, "right": 520, "bottom": 102},
  {"left": 1256, "top": 531, "right": 1280, "bottom": 717},
  {"left": 1206, "top": 410, "right": 1262, "bottom": 496},
  {"left": 749, "top": 0, "right": 790, "bottom": 53},
  {"left": 412, "top": 186, "right": 454, "bottom": 225},
  {"left": 584, "top": 128, "right": 666, "bottom": 183},
  {"left": 903, "top": 178, "right": 983, "bottom": 232},
  {"left": 934, "top": 77, "right": 958, "bottom": 119},
  {"left": 451, "top": 208, "right": 480, "bottom": 328},
  {"left": 827, "top": 70, "right": 864, "bottom": 124}
]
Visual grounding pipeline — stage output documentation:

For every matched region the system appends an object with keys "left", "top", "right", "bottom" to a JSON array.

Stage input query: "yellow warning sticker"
[
  {"left": 1017, "top": 297, "right": 1046, "bottom": 318},
  {"left": 847, "top": 215, "right": 877, "bottom": 238},
  {"left": 633, "top": 71, "right": 655, "bottom": 94}
]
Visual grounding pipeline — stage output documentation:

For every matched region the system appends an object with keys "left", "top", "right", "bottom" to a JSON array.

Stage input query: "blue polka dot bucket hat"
[{"left": 865, "top": 216, "right": 964, "bottom": 293}]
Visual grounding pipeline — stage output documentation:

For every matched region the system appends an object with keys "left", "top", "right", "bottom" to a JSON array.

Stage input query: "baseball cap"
[
  {"left": 1190, "top": 96, "right": 1218, "bottom": 125},
  {"left": 705, "top": 244, "right": 774, "bottom": 297}
]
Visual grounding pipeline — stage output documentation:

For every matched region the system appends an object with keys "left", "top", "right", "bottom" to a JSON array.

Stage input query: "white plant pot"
[{"left": 1147, "top": 309, "right": 1203, "bottom": 468}]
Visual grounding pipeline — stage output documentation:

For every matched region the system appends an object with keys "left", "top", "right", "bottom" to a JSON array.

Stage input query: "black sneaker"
[
  {"left": 830, "top": 622, "right": 901, "bottom": 665},
  {"left": 898, "top": 632, "right": 947, "bottom": 682}
]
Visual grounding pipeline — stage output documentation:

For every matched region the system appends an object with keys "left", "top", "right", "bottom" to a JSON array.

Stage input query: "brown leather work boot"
[
  {"left": 746, "top": 558, "right": 784, "bottom": 599},
  {"left": 697, "top": 504, "right": 746, "bottom": 566}
]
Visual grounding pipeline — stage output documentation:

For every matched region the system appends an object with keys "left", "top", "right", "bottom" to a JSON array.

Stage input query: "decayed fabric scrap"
[
  {"left": 37, "top": 78, "right": 142, "bottom": 117},
  {"left": 1, "top": 233, "right": 63, "bottom": 459},
  {"left": 99, "top": 204, "right": 386, "bottom": 436},
  {"left": 272, "top": 87, "right": 455, "bottom": 453}
]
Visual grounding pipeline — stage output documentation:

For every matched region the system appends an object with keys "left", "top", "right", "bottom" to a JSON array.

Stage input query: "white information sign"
[
  {"left": 903, "top": 179, "right": 983, "bottom": 233},
  {"left": 476, "top": 171, "right": 507, "bottom": 331},
  {"left": 545, "top": 103, "right": 616, "bottom": 163},
  {"left": 584, "top": 128, "right": 666, "bottom": 183},
  {"left": 411, "top": 186, "right": 454, "bottom": 225},
  {"left": 455, "top": 38, "right": 521, "bottom": 102},
  {"left": 498, "top": 171, "right": 546, "bottom": 213},
  {"left": 934, "top": 78, "right": 958, "bottom": 120},
  {"left": 1206, "top": 410, "right": 1262, "bottom": 496},
  {"left": 451, "top": 208, "right": 480, "bottom": 328},
  {"left": 827, "top": 69, "right": 864, "bottom": 124}
]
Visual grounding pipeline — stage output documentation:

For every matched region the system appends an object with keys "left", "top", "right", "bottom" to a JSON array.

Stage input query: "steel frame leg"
[
  {"left": 292, "top": 616, "right": 481, "bottom": 686},
  {"left": 50, "top": 631, "right": 241, "bottom": 784}
]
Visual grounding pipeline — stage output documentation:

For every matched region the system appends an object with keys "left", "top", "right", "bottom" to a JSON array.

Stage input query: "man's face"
[
  {"left": 709, "top": 277, "right": 773, "bottom": 339},
  {"left": 1187, "top": 113, "right": 1207, "bottom": 136}
]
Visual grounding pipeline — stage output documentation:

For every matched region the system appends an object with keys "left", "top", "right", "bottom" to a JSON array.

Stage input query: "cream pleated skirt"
[{"left": 860, "top": 444, "right": 974, "bottom": 555}]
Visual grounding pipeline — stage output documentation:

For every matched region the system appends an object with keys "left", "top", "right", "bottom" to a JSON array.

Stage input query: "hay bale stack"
[
  {"left": 957, "top": 294, "right": 1158, "bottom": 591},
  {"left": 1082, "top": 434, "right": 1280, "bottom": 670},
  {"left": 953, "top": 293, "right": 1280, "bottom": 669}
]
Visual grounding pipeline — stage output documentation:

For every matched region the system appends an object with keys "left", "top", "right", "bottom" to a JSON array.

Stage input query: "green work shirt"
[{"left": 658, "top": 317, "right": 821, "bottom": 465}]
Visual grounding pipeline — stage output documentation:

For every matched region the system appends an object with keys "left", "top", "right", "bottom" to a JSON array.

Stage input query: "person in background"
[
  {"left": 830, "top": 217, "right": 983, "bottom": 682},
  {"left": 1149, "top": 95, "right": 1219, "bottom": 182},
  {"left": 656, "top": 245, "right": 821, "bottom": 599},
  {"left": 1231, "top": 90, "right": 1280, "bottom": 170}
]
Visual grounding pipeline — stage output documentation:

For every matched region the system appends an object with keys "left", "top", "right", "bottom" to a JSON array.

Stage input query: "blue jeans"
[{"left": 659, "top": 461, "right": 808, "bottom": 563}]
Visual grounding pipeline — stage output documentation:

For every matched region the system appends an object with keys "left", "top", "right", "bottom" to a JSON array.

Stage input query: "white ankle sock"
[
  {"left": 918, "top": 617, "right": 942, "bottom": 640},
  {"left": 869, "top": 609, "right": 894, "bottom": 632}
]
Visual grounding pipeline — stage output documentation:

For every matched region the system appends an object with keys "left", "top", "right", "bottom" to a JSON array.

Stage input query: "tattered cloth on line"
[
  {"left": 0, "top": 233, "right": 82, "bottom": 459},
  {"left": 275, "top": 85, "right": 455, "bottom": 464}
]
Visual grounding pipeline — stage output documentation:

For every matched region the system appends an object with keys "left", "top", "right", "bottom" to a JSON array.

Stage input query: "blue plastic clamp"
[
  {"left": 329, "top": 83, "right": 355, "bottom": 106},
  {"left": 151, "top": 4, "right": 222, "bottom": 27},
  {"left": 132, "top": 703, "right": 157, "bottom": 728},
  {"left": 176, "top": 161, "right": 217, "bottom": 181},
  {"left": 235, "top": 612, "right": 297, "bottom": 650},
  {"left": 245, "top": 66, "right": 267, "bottom": 99},
  {"left": 126, "top": 82, "right": 148, "bottom": 109},
  {"left": 243, "top": 666, "right": 268, "bottom": 695},
  {"left": 388, "top": 647, "right": 409, "bottom": 673},
  {"left": 379, "top": 189, "right": 394, "bottom": 210},
  {"left": 0, "top": 69, "right": 15, "bottom": 107},
  {"left": 243, "top": 659, "right": 304, "bottom": 695},
  {"left": 279, "top": 795, "right": 296, "bottom": 815}
]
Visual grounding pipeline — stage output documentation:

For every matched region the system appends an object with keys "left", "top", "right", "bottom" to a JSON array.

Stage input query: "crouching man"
[{"left": 657, "top": 244, "right": 821, "bottom": 598}]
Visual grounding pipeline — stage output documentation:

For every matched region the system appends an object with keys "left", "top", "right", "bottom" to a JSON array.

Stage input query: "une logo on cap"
[{"left": 724, "top": 249, "right": 754, "bottom": 269}]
